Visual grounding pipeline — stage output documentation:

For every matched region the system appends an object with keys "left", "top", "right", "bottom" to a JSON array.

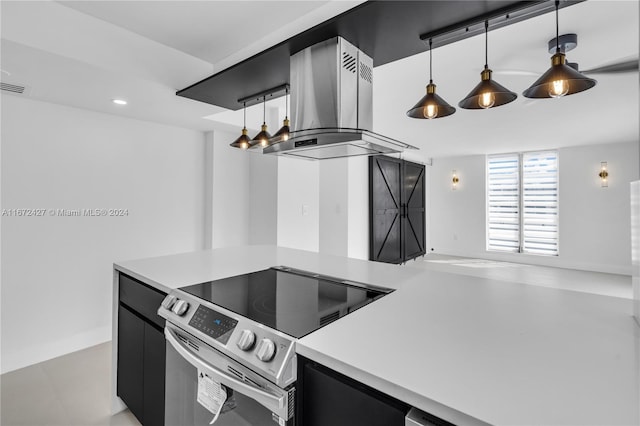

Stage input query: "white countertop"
[
  {"left": 114, "top": 245, "right": 424, "bottom": 293},
  {"left": 114, "top": 246, "right": 640, "bottom": 426}
]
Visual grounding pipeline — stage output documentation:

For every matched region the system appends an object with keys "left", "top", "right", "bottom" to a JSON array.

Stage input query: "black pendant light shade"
[
  {"left": 407, "top": 38, "right": 455, "bottom": 120},
  {"left": 407, "top": 82, "right": 456, "bottom": 119},
  {"left": 522, "top": 51, "right": 596, "bottom": 98},
  {"left": 230, "top": 102, "right": 251, "bottom": 150},
  {"left": 459, "top": 21, "right": 517, "bottom": 109},
  {"left": 230, "top": 128, "right": 251, "bottom": 149},
  {"left": 459, "top": 67, "right": 518, "bottom": 109},
  {"left": 250, "top": 124, "right": 272, "bottom": 148},
  {"left": 523, "top": 0, "right": 596, "bottom": 99},
  {"left": 271, "top": 87, "right": 290, "bottom": 142},
  {"left": 273, "top": 118, "right": 290, "bottom": 141},
  {"left": 250, "top": 96, "right": 272, "bottom": 148}
]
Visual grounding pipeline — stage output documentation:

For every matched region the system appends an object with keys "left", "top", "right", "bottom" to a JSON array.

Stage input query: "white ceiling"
[
  {"left": 1, "top": 0, "right": 638, "bottom": 158},
  {"left": 0, "top": 0, "right": 363, "bottom": 131},
  {"left": 58, "top": 1, "right": 330, "bottom": 66}
]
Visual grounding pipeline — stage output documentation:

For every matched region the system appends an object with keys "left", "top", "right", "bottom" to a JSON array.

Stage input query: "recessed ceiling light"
[{"left": 112, "top": 99, "right": 127, "bottom": 105}]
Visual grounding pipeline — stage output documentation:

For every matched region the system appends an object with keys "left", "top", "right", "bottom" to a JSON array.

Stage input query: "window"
[{"left": 487, "top": 151, "right": 558, "bottom": 256}]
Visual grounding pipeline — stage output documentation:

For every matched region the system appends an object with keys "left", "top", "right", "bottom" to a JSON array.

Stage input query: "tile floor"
[
  {"left": 412, "top": 253, "right": 632, "bottom": 299},
  {"left": 1, "top": 342, "right": 139, "bottom": 426}
]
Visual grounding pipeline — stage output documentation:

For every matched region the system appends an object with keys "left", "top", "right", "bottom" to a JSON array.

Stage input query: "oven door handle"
[{"left": 165, "top": 326, "right": 288, "bottom": 418}]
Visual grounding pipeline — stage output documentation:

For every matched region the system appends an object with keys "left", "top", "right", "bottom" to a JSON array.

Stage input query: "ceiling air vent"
[{"left": 1, "top": 82, "right": 30, "bottom": 95}]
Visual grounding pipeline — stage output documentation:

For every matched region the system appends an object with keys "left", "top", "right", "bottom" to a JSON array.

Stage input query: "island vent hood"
[{"left": 263, "top": 37, "right": 417, "bottom": 160}]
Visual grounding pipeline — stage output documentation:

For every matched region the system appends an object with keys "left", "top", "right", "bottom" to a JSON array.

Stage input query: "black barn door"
[
  {"left": 403, "top": 161, "right": 426, "bottom": 260},
  {"left": 369, "top": 156, "right": 403, "bottom": 263},
  {"left": 369, "top": 156, "right": 425, "bottom": 264}
]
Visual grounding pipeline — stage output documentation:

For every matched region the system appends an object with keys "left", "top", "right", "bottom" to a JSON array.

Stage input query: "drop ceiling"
[
  {"left": 58, "top": 1, "right": 338, "bottom": 66},
  {"left": 0, "top": 0, "right": 638, "bottom": 159},
  {"left": 177, "top": 0, "right": 578, "bottom": 110}
]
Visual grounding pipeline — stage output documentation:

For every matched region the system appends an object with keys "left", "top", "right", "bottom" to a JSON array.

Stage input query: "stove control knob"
[
  {"left": 255, "top": 338, "right": 276, "bottom": 362},
  {"left": 171, "top": 300, "right": 190, "bottom": 316},
  {"left": 236, "top": 330, "right": 256, "bottom": 351},
  {"left": 161, "top": 295, "right": 177, "bottom": 310}
]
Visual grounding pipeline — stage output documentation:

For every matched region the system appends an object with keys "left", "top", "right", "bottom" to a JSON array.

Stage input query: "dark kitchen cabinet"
[
  {"left": 369, "top": 156, "right": 426, "bottom": 264},
  {"left": 297, "top": 357, "right": 409, "bottom": 426},
  {"left": 117, "top": 273, "right": 166, "bottom": 426},
  {"left": 117, "top": 305, "right": 144, "bottom": 419},
  {"left": 142, "top": 321, "right": 166, "bottom": 426}
]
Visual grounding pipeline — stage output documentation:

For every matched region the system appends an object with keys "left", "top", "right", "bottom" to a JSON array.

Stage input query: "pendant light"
[
  {"left": 229, "top": 102, "right": 250, "bottom": 150},
  {"left": 272, "top": 86, "right": 290, "bottom": 142},
  {"left": 407, "top": 38, "right": 455, "bottom": 119},
  {"left": 250, "top": 96, "right": 271, "bottom": 148},
  {"left": 523, "top": 0, "right": 596, "bottom": 98},
  {"left": 459, "top": 21, "right": 517, "bottom": 110}
]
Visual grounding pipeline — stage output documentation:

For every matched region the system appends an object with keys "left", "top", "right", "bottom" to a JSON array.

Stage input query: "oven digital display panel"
[{"left": 188, "top": 305, "right": 238, "bottom": 345}]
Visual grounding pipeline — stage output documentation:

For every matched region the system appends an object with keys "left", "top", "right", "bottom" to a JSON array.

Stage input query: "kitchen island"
[{"left": 112, "top": 245, "right": 640, "bottom": 425}]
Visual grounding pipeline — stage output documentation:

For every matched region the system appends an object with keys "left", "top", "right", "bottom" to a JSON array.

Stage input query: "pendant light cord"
[
  {"left": 243, "top": 102, "right": 246, "bottom": 128},
  {"left": 285, "top": 86, "right": 289, "bottom": 119},
  {"left": 484, "top": 20, "right": 489, "bottom": 68},
  {"left": 429, "top": 38, "right": 433, "bottom": 84},
  {"left": 555, "top": 0, "right": 560, "bottom": 52},
  {"left": 262, "top": 96, "right": 266, "bottom": 125}
]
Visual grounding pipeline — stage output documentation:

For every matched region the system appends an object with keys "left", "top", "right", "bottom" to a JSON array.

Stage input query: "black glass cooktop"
[{"left": 180, "top": 267, "right": 390, "bottom": 338}]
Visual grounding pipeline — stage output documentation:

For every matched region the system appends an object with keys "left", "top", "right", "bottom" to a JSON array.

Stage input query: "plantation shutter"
[
  {"left": 522, "top": 151, "right": 559, "bottom": 255},
  {"left": 487, "top": 154, "right": 520, "bottom": 252}
]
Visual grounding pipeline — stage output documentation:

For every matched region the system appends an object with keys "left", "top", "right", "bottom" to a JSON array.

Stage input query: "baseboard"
[{"left": 1, "top": 325, "right": 111, "bottom": 374}]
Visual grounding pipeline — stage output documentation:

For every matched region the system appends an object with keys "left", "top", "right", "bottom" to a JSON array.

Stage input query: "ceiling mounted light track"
[
  {"left": 250, "top": 96, "right": 272, "bottom": 148},
  {"left": 523, "top": 0, "right": 596, "bottom": 98},
  {"left": 459, "top": 20, "right": 517, "bottom": 109},
  {"left": 406, "top": 38, "right": 455, "bottom": 120},
  {"left": 229, "top": 102, "right": 250, "bottom": 150},
  {"left": 230, "top": 84, "right": 290, "bottom": 151}
]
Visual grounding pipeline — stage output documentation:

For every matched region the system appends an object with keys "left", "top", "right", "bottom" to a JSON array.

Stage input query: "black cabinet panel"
[
  {"left": 370, "top": 156, "right": 425, "bottom": 264},
  {"left": 369, "top": 156, "right": 403, "bottom": 264},
  {"left": 117, "top": 305, "right": 145, "bottom": 424},
  {"left": 119, "top": 274, "right": 166, "bottom": 329},
  {"left": 117, "top": 273, "right": 167, "bottom": 426},
  {"left": 299, "top": 358, "right": 408, "bottom": 426},
  {"left": 403, "top": 161, "right": 426, "bottom": 261},
  {"left": 143, "top": 323, "right": 166, "bottom": 426}
]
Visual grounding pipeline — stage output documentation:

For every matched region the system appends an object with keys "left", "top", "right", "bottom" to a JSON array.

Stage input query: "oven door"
[{"left": 164, "top": 324, "right": 295, "bottom": 426}]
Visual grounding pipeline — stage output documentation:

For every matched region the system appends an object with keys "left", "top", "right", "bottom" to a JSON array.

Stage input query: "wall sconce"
[
  {"left": 599, "top": 161, "right": 609, "bottom": 187},
  {"left": 452, "top": 170, "right": 459, "bottom": 190}
]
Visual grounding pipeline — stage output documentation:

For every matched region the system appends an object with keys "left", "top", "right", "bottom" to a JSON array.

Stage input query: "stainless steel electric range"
[{"left": 158, "top": 266, "right": 391, "bottom": 426}]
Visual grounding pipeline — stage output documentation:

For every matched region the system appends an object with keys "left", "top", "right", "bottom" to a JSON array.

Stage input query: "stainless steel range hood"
[{"left": 262, "top": 37, "right": 417, "bottom": 159}]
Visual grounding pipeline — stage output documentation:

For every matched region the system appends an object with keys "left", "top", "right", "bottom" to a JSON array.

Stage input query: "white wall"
[
  {"left": 277, "top": 157, "right": 320, "bottom": 252},
  {"left": 204, "top": 130, "right": 278, "bottom": 249},
  {"left": 632, "top": 181, "right": 640, "bottom": 322},
  {"left": 277, "top": 156, "right": 370, "bottom": 258},
  {"left": 1, "top": 95, "right": 206, "bottom": 373},
  {"left": 249, "top": 153, "right": 278, "bottom": 245},
  {"left": 347, "top": 156, "right": 369, "bottom": 260},
  {"left": 319, "top": 159, "right": 349, "bottom": 257},
  {"left": 423, "top": 160, "right": 432, "bottom": 259},
  {"left": 429, "top": 141, "right": 639, "bottom": 275},
  {"left": 205, "top": 130, "right": 249, "bottom": 249},
  {"left": 430, "top": 155, "right": 487, "bottom": 257}
]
